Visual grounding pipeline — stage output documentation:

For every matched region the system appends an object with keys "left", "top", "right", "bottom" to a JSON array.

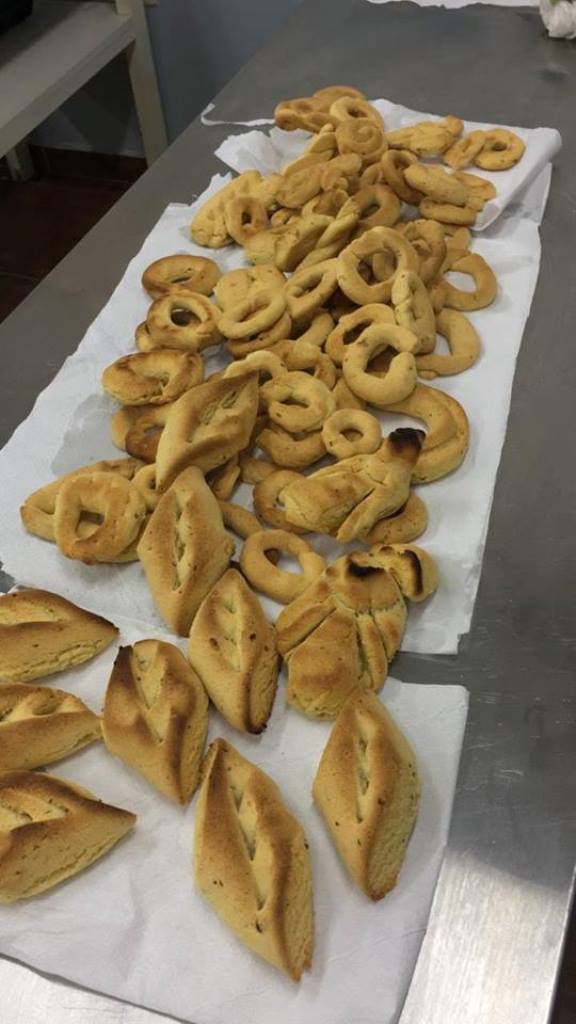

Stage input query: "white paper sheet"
[
  {"left": 0, "top": 162, "right": 544, "bottom": 653},
  {"left": 365, "top": 0, "right": 537, "bottom": 7},
  {"left": 215, "top": 98, "right": 561, "bottom": 231},
  {"left": 0, "top": 610, "right": 468, "bottom": 1024}
]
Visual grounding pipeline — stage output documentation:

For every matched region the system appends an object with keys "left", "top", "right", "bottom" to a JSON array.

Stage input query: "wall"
[{"left": 35, "top": 0, "right": 303, "bottom": 156}]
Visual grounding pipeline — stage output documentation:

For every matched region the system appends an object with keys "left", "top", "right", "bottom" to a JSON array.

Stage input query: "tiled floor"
[
  {"left": 0, "top": 147, "right": 145, "bottom": 322},
  {"left": 0, "top": 145, "right": 575, "bottom": 1023}
]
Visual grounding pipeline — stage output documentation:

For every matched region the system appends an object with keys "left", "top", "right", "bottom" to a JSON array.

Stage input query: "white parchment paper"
[{"left": 0, "top": 611, "right": 468, "bottom": 1024}]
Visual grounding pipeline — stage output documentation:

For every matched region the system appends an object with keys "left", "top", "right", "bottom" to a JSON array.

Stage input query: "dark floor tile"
[
  {"left": 33, "top": 147, "right": 146, "bottom": 186},
  {"left": 0, "top": 272, "right": 38, "bottom": 323},
  {"left": 0, "top": 176, "right": 129, "bottom": 278}
]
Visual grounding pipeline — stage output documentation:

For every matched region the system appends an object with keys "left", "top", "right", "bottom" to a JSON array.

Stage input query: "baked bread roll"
[
  {"left": 20, "top": 457, "right": 143, "bottom": 542},
  {"left": 194, "top": 739, "right": 314, "bottom": 980},
  {"left": 369, "top": 543, "right": 439, "bottom": 602},
  {"left": 155, "top": 372, "right": 259, "bottom": 492},
  {"left": 0, "top": 589, "right": 118, "bottom": 683},
  {"left": 313, "top": 689, "right": 420, "bottom": 899},
  {"left": 0, "top": 684, "right": 101, "bottom": 771},
  {"left": 276, "top": 551, "right": 407, "bottom": 718},
  {"left": 188, "top": 569, "right": 278, "bottom": 733},
  {"left": 102, "top": 640, "right": 208, "bottom": 803},
  {"left": 0, "top": 770, "right": 136, "bottom": 902},
  {"left": 137, "top": 467, "right": 235, "bottom": 635}
]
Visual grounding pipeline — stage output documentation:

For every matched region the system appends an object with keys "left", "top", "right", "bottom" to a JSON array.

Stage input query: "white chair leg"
[
  {"left": 5, "top": 141, "right": 34, "bottom": 181},
  {"left": 116, "top": 0, "right": 168, "bottom": 165}
]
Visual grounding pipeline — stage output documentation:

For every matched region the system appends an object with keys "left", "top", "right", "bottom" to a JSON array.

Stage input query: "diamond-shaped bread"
[
  {"left": 0, "top": 589, "right": 118, "bottom": 683},
  {"left": 155, "top": 372, "right": 259, "bottom": 491},
  {"left": 0, "top": 684, "right": 101, "bottom": 771},
  {"left": 313, "top": 690, "right": 420, "bottom": 900},
  {"left": 188, "top": 569, "right": 278, "bottom": 734},
  {"left": 137, "top": 466, "right": 235, "bottom": 635},
  {"left": 102, "top": 640, "right": 208, "bottom": 803},
  {"left": 194, "top": 738, "right": 314, "bottom": 980},
  {"left": 0, "top": 770, "right": 136, "bottom": 902}
]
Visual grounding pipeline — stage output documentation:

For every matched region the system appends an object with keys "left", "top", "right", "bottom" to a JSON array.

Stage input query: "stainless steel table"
[{"left": 1, "top": 3, "right": 575, "bottom": 1022}]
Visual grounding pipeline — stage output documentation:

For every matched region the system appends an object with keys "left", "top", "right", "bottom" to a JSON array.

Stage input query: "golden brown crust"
[
  {"left": 102, "top": 640, "right": 208, "bottom": 803},
  {"left": 20, "top": 458, "right": 143, "bottom": 543},
  {"left": 0, "top": 589, "right": 118, "bottom": 683},
  {"left": 155, "top": 373, "right": 259, "bottom": 491},
  {"left": 0, "top": 684, "right": 101, "bottom": 771},
  {"left": 194, "top": 739, "right": 314, "bottom": 980},
  {"left": 240, "top": 529, "right": 326, "bottom": 604},
  {"left": 0, "top": 770, "right": 136, "bottom": 902},
  {"left": 281, "top": 428, "right": 422, "bottom": 543},
  {"left": 145, "top": 292, "right": 221, "bottom": 353},
  {"left": 368, "top": 543, "right": 439, "bottom": 602},
  {"left": 276, "top": 551, "right": 408, "bottom": 718},
  {"left": 384, "top": 386, "right": 469, "bottom": 484},
  {"left": 142, "top": 254, "right": 220, "bottom": 298},
  {"left": 189, "top": 569, "right": 278, "bottom": 733},
  {"left": 54, "top": 472, "right": 147, "bottom": 565},
  {"left": 218, "top": 501, "right": 263, "bottom": 539},
  {"left": 137, "top": 467, "right": 235, "bottom": 636},
  {"left": 101, "top": 350, "right": 203, "bottom": 406},
  {"left": 366, "top": 493, "right": 428, "bottom": 545},
  {"left": 312, "top": 690, "right": 420, "bottom": 899}
]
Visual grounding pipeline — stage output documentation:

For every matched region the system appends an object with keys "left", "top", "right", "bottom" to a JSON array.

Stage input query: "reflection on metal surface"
[{"left": 400, "top": 851, "right": 569, "bottom": 1024}]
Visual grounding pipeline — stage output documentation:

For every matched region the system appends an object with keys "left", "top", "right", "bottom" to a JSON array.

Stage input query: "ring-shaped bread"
[
  {"left": 54, "top": 472, "right": 147, "bottom": 564},
  {"left": 146, "top": 292, "right": 220, "bottom": 352},
  {"left": 142, "top": 255, "right": 220, "bottom": 299},
  {"left": 322, "top": 409, "right": 382, "bottom": 460},
  {"left": 240, "top": 529, "right": 326, "bottom": 604}
]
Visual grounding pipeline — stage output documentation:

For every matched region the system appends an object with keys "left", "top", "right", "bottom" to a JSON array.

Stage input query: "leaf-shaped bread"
[
  {"left": 194, "top": 739, "right": 314, "bottom": 980},
  {"left": 137, "top": 467, "right": 235, "bottom": 635},
  {"left": 0, "top": 770, "right": 136, "bottom": 902},
  {"left": 189, "top": 569, "right": 278, "bottom": 733},
  {"left": 276, "top": 551, "right": 407, "bottom": 718},
  {"left": 0, "top": 684, "right": 101, "bottom": 771},
  {"left": 313, "top": 690, "right": 420, "bottom": 900},
  {"left": 155, "top": 372, "right": 259, "bottom": 491},
  {"left": 0, "top": 589, "right": 118, "bottom": 683},
  {"left": 102, "top": 640, "right": 208, "bottom": 803}
]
